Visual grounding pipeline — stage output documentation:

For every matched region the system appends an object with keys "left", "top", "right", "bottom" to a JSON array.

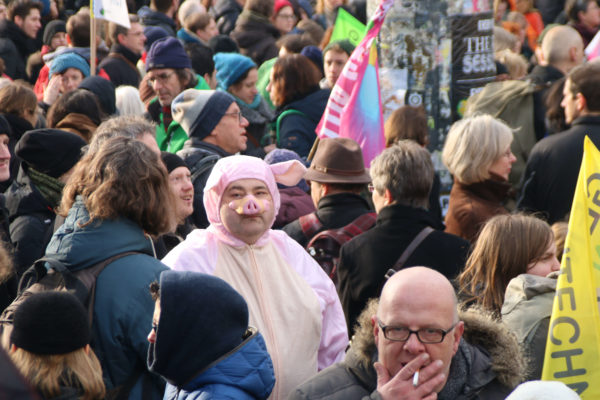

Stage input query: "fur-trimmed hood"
[{"left": 349, "top": 300, "right": 525, "bottom": 390}]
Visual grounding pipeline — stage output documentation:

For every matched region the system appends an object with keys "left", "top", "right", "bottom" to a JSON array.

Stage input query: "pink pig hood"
[{"left": 203, "top": 155, "right": 306, "bottom": 241}]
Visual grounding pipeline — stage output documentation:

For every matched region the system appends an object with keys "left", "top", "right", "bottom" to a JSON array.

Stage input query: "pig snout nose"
[{"left": 243, "top": 198, "right": 260, "bottom": 214}]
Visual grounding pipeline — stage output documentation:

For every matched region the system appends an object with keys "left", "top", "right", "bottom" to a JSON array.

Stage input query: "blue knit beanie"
[
  {"left": 301, "top": 45, "right": 323, "bottom": 75},
  {"left": 214, "top": 53, "right": 256, "bottom": 91},
  {"left": 49, "top": 52, "right": 90, "bottom": 79},
  {"left": 144, "top": 26, "right": 169, "bottom": 52},
  {"left": 171, "top": 89, "right": 236, "bottom": 140},
  {"left": 146, "top": 37, "right": 192, "bottom": 71}
]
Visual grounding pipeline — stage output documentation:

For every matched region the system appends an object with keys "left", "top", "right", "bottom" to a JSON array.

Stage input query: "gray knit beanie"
[{"left": 171, "top": 89, "right": 236, "bottom": 140}]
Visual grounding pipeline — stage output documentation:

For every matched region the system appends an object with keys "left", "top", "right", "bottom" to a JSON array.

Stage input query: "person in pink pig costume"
[{"left": 162, "top": 154, "right": 348, "bottom": 399}]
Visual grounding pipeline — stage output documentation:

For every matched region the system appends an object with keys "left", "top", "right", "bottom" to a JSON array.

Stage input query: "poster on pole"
[{"left": 91, "top": 0, "right": 130, "bottom": 28}]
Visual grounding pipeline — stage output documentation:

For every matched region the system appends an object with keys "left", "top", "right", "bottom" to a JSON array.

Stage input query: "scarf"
[
  {"left": 28, "top": 167, "right": 64, "bottom": 208},
  {"left": 437, "top": 340, "right": 470, "bottom": 400}
]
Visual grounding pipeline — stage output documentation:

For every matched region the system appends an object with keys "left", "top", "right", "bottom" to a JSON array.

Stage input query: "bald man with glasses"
[{"left": 290, "top": 267, "right": 525, "bottom": 400}]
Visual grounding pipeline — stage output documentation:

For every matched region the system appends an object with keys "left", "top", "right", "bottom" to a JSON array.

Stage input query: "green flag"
[{"left": 330, "top": 8, "right": 366, "bottom": 46}]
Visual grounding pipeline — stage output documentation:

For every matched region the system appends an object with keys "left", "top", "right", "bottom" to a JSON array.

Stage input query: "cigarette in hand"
[{"left": 412, "top": 369, "right": 419, "bottom": 387}]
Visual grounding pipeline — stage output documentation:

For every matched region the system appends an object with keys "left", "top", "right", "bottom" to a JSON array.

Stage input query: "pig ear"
[{"left": 269, "top": 160, "right": 307, "bottom": 187}]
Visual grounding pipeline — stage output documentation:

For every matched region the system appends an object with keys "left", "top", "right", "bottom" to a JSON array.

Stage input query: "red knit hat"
[{"left": 274, "top": 0, "right": 293, "bottom": 15}]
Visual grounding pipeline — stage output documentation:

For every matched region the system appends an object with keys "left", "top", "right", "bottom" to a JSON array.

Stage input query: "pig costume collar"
[{"left": 203, "top": 155, "right": 307, "bottom": 247}]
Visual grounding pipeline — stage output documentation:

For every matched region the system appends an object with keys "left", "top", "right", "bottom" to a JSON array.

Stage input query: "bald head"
[
  {"left": 541, "top": 25, "right": 584, "bottom": 72},
  {"left": 379, "top": 267, "right": 458, "bottom": 323}
]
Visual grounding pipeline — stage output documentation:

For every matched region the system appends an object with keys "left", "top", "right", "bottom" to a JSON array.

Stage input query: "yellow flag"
[{"left": 542, "top": 136, "right": 600, "bottom": 397}]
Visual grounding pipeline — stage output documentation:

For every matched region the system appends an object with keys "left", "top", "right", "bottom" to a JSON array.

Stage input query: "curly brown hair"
[{"left": 60, "top": 136, "right": 175, "bottom": 237}]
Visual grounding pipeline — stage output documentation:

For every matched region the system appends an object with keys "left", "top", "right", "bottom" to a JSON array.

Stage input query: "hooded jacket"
[
  {"left": 5, "top": 168, "right": 56, "bottom": 277},
  {"left": 214, "top": 0, "right": 242, "bottom": 35},
  {"left": 98, "top": 44, "right": 142, "bottom": 88},
  {"left": 147, "top": 270, "right": 275, "bottom": 400},
  {"left": 501, "top": 273, "right": 556, "bottom": 381},
  {"left": 290, "top": 304, "right": 525, "bottom": 400},
  {"left": 275, "top": 88, "right": 330, "bottom": 160},
  {"left": 162, "top": 155, "right": 348, "bottom": 399},
  {"left": 44, "top": 197, "right": 167, "bottom": 400}
]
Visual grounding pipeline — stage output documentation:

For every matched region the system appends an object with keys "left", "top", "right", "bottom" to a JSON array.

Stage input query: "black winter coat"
[
  {"left": 0, "top": 20, "right": 38, "bottom": 80},
  {"left": 230, "top": 11, "right": 280, "bottom": 66},
  {"left": 283, "top": 192, "right": 372, "bottom": 247},
  {"left": 213, "top": 0, "right": 242, "bottom": 35},
  {"left": 275, "top": 88, "right": 330, "bottom": 159},
  {"left": 5, "top": 168, "right": 56, "bottom": 278},
  {"left": 518, "top": 115, "right": 600, "bottom": 224},
  {"left": 138, "top": 6, "right": 176, "bottom": 37},
  {"left": 98, "top": 44, "right": 141, "bottom": 88},
  {"left": 337, "top": 204, "right": 469, "bottom": 332}
]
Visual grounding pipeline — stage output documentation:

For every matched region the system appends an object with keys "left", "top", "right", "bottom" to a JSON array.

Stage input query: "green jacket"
[{"left": 148, "top": 75, "right": 210, "bottom": 153}]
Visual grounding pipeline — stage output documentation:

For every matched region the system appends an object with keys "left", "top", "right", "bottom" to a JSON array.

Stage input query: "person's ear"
[
  {"left": 576, "top": 92, "right": 587, "bottom": 113},
  {"left": 13, "top": 15, "right": 23, "bottom": 28},
  {"left": 452, "top": 321, "right": 464, "bottom": 355},
  {"left": 372, "top": 315, "right": 379, "bottom": 345},
  {"left": 383, "top": 188, "right": 394, "bottom": 206}
]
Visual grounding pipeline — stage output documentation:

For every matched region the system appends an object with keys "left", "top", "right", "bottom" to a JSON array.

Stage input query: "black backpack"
[{"left": 0, "top": 252, "right": 143, "bottom": 400}]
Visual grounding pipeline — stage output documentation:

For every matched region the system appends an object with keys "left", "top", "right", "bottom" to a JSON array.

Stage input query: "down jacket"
[{"left": 290, "top": 303, "right": 525, "bottom": 400}]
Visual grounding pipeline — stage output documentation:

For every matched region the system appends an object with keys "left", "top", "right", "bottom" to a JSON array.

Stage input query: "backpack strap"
[
  {"left": 189, "top": 154, "right": 220, "bottom": 183},
  {"left": 338, "top": 212, "right": 377, "bottom": 239},
  {"left": 299, "top": 212, "right": 323, "bottom": 239},
  {"left": 275, "top": 109, "right": 308, "bottom": 145},
  {"left": 385, "top": 227, "right": 434, "bottom": 280}
]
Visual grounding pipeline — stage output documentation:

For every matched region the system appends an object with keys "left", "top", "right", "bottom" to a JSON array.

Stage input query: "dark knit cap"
[
  {"left": 79, "top": 76, "right": 117, "bottom": 116},
  {"left": 323, "top": 39, "right": 355, "bottom": 57},
  {"left": 148, "top": 270, "right": 248, "bottom": 386},
  {"left": 160, "top": 151, "right": 187, "bottom": 174},
  {"left": 301, "top": 45, "right": 323, "bottom": 75},
  {"left": 43, "top": 20, "right": 66, "bottom": 47},
  {"left": 16, "top": 129, "right": 87, "bottom": 179},
  {"left": 0, "top": 115, "right": 13, "bottom": 140},
  {"left": 146, "top": 37, "right": 192, "bottom": 71},
  {"left": 208, "top": 35, "right": 240, "bottom": 55},
  {"left": 171, "top": 89, "right": 235, "bottom": 140},
  {"left": 144, "top": 26, "right": 170, "bottom": 53},
  {"left": 11, "top": 292, "right": 90, "bottom": 355}
]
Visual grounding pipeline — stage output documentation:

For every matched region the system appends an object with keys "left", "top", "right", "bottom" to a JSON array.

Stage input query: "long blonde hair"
[{"left": 10, "top": 347, "right": 106, "bottom": 400}]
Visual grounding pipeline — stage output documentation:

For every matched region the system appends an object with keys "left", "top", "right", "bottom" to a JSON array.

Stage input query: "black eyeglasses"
[
  {"left": 147, "top": 71, "right": 175, "bottom": 86},
  {"left": 377, "top": 319, "right": 457, "bottom": 344},
  {"left": 223, "top": 111, "right": 244, "bottom": 123},
  {"left": 151, "top": 323, "right": 158, "bottom": 333}
]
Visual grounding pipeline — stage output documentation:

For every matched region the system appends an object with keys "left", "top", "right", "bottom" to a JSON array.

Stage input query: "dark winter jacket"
[
  {"left": 237, "top": 96, "right": 273, "bottom": 158},
  {"left": 177, "top": 139, "right": 230, "bottom": 228},
  {"left": 44, "top": 197, "right": 167, "bottom": 400},
  {"left": 444, "top": 175, "right": 511, "bottom": 243},
  {"left": 98, "top": 44, "right": 142, "bottom": 88},
  {"left": 5, "top": 168, "right": 56, "bottom": 278},
  {"left": 526, "top": 64, "right": 565, "bottom": 142},
  {"left": 0, "top": 19, "right": 38, "bottom": 80},
  {"left": 230, "top": 11, "right": 280, "bottom": 66},
  {"left": 517, "top": 115, "right": 600, "bottom": 224},
  {"left": 274, "top": 186, "right": 315, "bottom": 229},
  {"left": 214, "top": 0, "right": 243, "bottom": 35},
  {"left": 338, "top": 203, "right": 469, "bottom": 332},
  {"left": 275, "top": 88, "right": 330, "bottom": 160},
  {"left": 289, "top": 305, "right": 524, "bottom": 400},
  {"left": 138, "top": 6, "right": 177, "bottom": 37},
  {"left": 283, "top": 192, "right": 372, "bottom": 247}
]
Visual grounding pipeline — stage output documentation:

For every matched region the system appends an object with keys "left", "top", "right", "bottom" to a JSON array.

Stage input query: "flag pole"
[{"left": 90, "top": 8, "right": 97, "bottom": 76}]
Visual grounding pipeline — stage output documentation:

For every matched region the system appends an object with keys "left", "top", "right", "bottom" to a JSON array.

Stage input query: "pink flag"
[{"left": 316, "top": 0, "right": 393, "bottom": 167}]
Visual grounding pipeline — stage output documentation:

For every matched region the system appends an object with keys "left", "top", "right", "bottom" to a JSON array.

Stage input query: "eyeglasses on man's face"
[
  {"left": 377, "top": 319, "right": 458, "bottom": 344},
  {"left": 223, "top": 111, "right": 244, "bottom": 124}
]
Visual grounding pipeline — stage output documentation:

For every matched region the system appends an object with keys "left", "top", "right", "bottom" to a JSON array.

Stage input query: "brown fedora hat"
[{"left": 304, "top": 138, "right": 371, "bottom": 184}]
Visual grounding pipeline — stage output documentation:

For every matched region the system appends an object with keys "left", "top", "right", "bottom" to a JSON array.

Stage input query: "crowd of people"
[{"left": 0, "top": 0, "right": 594, "bottom": 398}]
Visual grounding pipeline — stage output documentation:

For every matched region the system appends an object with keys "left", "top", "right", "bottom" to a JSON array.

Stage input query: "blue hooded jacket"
[
  {"left": 44, "top": 197, "right": 167, "bottom": 400},
  {"left": 147, "top": 271, "right": 275, "bottom": 400}
]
